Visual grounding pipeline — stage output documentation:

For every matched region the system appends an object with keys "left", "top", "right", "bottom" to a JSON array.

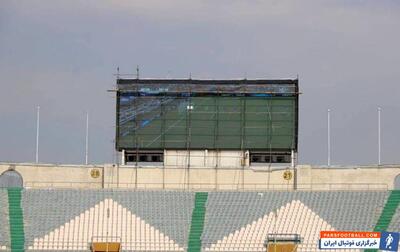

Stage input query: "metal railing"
[{"left": 23, "top": 181, "right": 388, "bottom": 191}]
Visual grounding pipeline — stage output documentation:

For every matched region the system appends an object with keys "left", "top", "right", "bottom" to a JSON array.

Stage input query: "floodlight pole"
[
  {"left": 378, "top": 107, "right": 381, "bottom": 165},
  {"left": 327, "top": 109, "right": 331, "bottom": 167},
  {"left": 35, "top": 106, "right": 40, "bottom": 164},
  {"left": 85, "top": 112, "right": 89, "bottom": 165}
]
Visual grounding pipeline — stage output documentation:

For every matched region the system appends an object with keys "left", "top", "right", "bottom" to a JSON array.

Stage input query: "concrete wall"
[
  {"left": 163, "top": 150, "right": 248, "bottom": 168},
  {"left": 1, "top": 162, "right": 399, "bottom": 190},
  {"left": 307, "top": 165, "right": 400, "bottom": 190},
  {"left": 0, "top": 163, "right": 103, "bottom": 189}
]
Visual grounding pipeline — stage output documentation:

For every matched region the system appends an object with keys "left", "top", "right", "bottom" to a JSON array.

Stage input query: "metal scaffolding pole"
[
  {"left": 161, "top": 94, "right": 166, "bottom": 189},
  {"left": 186, "top": 90, "right": 193, "bottom": 189},
  {"left": 240, "top": 94, "right": 246, "bottom": 189},
  {"left": 214, "top": 90, "right": 220, "bottom": 189},
  {"left": 134, "top": 85, "right": 138, "bottom": 187}
]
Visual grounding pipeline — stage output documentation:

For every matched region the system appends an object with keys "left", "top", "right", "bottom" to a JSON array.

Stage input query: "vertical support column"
[
  {"left": 121, "top": 149, "right": 126, "bottom": 165},
  {"left": 204, "top": 149, "right": 208, "bottom": 167}
]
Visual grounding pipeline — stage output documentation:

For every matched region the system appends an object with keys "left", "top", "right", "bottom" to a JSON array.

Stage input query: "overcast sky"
[{"left": 0, "top": 0, "right": 399, "bottom": 165}]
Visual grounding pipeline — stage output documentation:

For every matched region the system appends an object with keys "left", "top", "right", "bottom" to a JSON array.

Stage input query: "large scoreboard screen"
[{"left": 116, "top": 79, "right": 298, "bottom": 151}]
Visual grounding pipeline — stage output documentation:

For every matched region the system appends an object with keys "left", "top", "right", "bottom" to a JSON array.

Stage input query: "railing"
[{"left": 23, "top": 181, "right": 388, "bottom": 191}]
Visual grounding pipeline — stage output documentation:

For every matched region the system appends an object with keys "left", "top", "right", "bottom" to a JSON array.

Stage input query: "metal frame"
[{"left": 115, "top": 78, "right": 299, "bottom": 152}]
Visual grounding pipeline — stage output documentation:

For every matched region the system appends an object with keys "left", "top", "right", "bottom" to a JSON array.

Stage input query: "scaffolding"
[
  {"left": 115, "top": 78, "right": 299, "bottom": 189},
  {"left": 116, "top": 79, "right": 299, "bottom": 152}
]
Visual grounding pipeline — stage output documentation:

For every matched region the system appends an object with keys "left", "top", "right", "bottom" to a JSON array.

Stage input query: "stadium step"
[
  {"left": 7, "top": 188, "right": 25, "bottom": 252},
  {"left": 187, "top": 192, "right": 208, "bottom": 252},
  {"left": 365, "top": 190, "right": 400, "bottom": 252}
]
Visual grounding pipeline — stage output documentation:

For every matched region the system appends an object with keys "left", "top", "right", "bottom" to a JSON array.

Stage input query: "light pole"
[
  {"left": 35, "top": 106, "right": 40, "bottom": 163},
  {"left": 327, "top": 109, "right": 331, "bottom": 166},
  {"left": 378, "top": 107, "right": 381, "bottom": 165},
  {"left": 85, "top": 112, "right": 89, "bottom": 165}
]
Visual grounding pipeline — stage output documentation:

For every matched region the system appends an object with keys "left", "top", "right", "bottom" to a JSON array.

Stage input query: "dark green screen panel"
[
  {"left": 117, "top": 96, "right": 296, "bottom": 151},
  {"left": 116, "top": 79, "right": 298, "bottom": 151}
]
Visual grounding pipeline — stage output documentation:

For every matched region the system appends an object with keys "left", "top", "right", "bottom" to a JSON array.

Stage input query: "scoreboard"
[{"left": 116, "top": 79, "right": 298, "bottom": 152}]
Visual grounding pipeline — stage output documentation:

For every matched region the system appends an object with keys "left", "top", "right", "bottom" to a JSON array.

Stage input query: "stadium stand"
[
  {"left": 0, "top": 189, "right": 10, "bottom": 250},
  {"left": 375, "top": 190, "right": 400, "bottom": 232},
  {"left": 388, "top": 204, "right": 400, "bottom": 232},
  {"left": 202, "top": 191, "right": 389, "bottom": 252},
  {"left": 0, "top": 188, "right": 400, "bottom": 251},
  {"left": 22, "top": 189, "right": 194, "bottom": 251}
]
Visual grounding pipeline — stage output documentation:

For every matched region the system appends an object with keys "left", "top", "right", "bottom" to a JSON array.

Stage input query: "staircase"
[
  {"left": 7, "top": 188, "right": 25, "bottom": 252},
  {"left": 365, "top": 190, "right": 400, "bottom": 252},
  {"left": 187, "top": 192, "right": 208, "bottom": 252},
  {"left": 374, "top": 190, "right": 400, "bottom": 231}
]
